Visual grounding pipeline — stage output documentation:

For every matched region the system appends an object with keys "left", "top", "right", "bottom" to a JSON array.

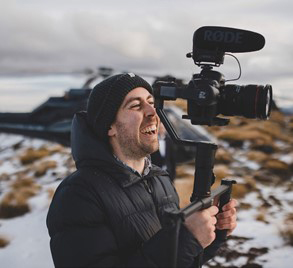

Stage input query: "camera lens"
[{"left": 219, "top": 84, "right": 272, "bottom": 119}]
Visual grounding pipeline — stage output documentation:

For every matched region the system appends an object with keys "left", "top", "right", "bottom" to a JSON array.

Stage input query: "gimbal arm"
[{"left": 155, "top": 106, "right": 236, "bottom": 268}]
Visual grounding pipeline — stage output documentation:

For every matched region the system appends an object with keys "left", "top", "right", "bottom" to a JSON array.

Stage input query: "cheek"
[
  {"left": 115, "top": 114, "right": 142, "bottom": 133},
  {"left": 121, "top": 113, "right": 141, "bottom": 126}
]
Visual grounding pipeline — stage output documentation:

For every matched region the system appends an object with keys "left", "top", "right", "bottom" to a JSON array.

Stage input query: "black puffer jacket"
[{"left": 46, "top": 112, "right": 222, "bottom": 267}]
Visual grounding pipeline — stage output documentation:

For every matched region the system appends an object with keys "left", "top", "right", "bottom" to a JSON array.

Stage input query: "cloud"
[{"left": 0, "top": 0, "right": 292, "bottom": 88}]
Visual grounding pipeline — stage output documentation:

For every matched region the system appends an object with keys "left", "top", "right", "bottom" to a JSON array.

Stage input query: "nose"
[{"left": 144, "top": 102, "right": 156, "bottom": 117}]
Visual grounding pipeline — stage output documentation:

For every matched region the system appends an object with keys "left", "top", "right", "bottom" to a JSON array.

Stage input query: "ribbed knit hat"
[{"left": 86, "top": 73, "right": 153, "bottom": 140}]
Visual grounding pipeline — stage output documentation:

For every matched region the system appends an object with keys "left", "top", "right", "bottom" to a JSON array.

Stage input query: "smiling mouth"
[{"left": 140, "top": 125, "right": 157, "bottom": 135}]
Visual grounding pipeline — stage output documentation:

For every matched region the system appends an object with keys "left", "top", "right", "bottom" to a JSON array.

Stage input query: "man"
[
  {"left": 47, "top": 73, "right": 237, "bottom": 267},
  {"left": 151, "top": 123, "right": 177, "bottom": 181}
]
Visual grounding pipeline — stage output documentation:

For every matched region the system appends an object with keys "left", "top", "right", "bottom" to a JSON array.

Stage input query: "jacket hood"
[
  {"left": 70, "top": 111, "right": 167, "bottom": 187},
  {"left": 71, "top": 111, "right": 115, "bottom": 169}
]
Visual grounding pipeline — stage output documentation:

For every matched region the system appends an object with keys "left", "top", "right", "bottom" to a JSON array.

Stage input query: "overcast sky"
[{"left": 1, "top": 0, "right": 293, "bottom": 99}]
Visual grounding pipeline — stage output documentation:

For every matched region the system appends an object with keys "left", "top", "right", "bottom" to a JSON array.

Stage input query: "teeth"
[{"left": 141, "top": 125, "right": 157, "bottom": 134}]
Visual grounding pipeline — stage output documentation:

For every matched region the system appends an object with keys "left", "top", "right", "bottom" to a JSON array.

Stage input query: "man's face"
[{"left": 108, "top": 87, "right": 160, "bottom": 159}]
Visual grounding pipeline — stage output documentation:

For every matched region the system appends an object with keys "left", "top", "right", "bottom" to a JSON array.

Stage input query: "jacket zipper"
[{"left": 143, "top": 179, "right": 152, "bottom": 194}]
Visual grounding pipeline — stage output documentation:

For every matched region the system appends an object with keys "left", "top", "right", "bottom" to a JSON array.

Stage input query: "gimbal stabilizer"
[
  {"left": 154, "top": 26, "right": 272, "bottom": 267},
  {"left": 155, "top": 103, "right": 236, "bottom": 268}
]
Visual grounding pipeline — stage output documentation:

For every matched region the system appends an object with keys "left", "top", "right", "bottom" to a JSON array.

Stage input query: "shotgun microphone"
[{"left": 193, "top": 26, "right": 265, "bottom": 53}]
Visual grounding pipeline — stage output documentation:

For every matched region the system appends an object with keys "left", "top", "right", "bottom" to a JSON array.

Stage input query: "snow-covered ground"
[
  {"left": 0, "top": 132, "right": 292, "bottom": 268},
  {"left": 0, "top": 134, "right": 71, "bottom": 268}
]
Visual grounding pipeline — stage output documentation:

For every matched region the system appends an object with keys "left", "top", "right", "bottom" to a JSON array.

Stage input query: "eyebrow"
[{"left": 122, "top": 94, "right": 154, "bottom": 109}]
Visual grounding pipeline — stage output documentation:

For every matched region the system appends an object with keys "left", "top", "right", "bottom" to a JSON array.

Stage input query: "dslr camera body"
[{"left": 154, "top": 26, "right": 273, "bottom": 126}]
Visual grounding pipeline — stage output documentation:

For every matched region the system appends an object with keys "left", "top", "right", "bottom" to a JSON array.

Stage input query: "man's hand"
[
  {"left": 216, "top": 198, "right": 238, "bottom": 236},
  {"left": 184, "top": 205, "right": 219, "bottom": 248}
]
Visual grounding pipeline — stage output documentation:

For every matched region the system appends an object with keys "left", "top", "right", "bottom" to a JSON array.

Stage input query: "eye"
[
  {"left": 148, "top": 99, "right": 155, "bottom": 106},
  {"left": 130, "top": 102, "right": 141, "bottom": 109}
]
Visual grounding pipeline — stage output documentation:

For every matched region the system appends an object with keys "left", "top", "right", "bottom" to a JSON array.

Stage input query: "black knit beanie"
[{"left": 86, "top": 73, "right": 153, "bottom": 140}]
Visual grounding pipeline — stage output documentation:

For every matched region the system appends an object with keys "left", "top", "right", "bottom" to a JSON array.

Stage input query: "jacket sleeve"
[
  {"left": 140, "top": 224, "right": 203, "bottom": 268},
  {"left": 47, "top": 182, "right": 204, "bottom": 268},
  {"left": 202, "top": 236, "right": 225, "bottom": 264}
]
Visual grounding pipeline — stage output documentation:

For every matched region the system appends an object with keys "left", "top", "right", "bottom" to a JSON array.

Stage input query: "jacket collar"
[{"left": 71, "top": 112, "right": 168, "bottom": 188}]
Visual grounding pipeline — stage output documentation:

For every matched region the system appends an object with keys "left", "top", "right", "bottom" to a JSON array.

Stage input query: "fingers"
[
  {"left": 184, "top": 206, "right": 219, "bottom": 248},
  {"left": 217, "top": 207, "right": 237, "bottom": 219},
  {"left": 222, "top": 198, "right": 238, "bottom": 211},
  {"left": 216, "top": 198, "right": 238, "bottom": 235},
  {"left": 211, "top": 215, "right": 217, "bottom": 226},
  {"left": 216, "top": 214, "right": 237, "bottom": 230},
  {"left": 206, "top": 205, "right": 219, "bottom": 216}
]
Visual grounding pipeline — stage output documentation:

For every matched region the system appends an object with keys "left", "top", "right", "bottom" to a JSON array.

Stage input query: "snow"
[
  {"left": 0, "top": 135, "right": 64, "bottom": 268},
  {"left": 0, "top": 193, "right": 54, "bottom": 268},
  {"left": 0, "top": 133, "right": 292, "bottom": 268},
  {"left": 258, "top": 247, "right": 293, "bottom": 268}
]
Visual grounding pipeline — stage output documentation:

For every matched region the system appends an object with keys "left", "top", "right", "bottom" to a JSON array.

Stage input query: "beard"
[{"left": 114, "top": 120, "right": 159, "bottom": 159}]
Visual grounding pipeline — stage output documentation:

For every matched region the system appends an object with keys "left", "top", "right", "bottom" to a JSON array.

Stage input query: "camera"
[{"left": 154, "top": 26, "right": 273, "bottom": 126}]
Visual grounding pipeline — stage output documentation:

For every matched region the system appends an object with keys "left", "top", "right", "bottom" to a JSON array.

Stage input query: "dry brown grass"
[
  {"left": 48, "top": 144, "right": 65, "bottom": 154},
  {"left": 0, "top": 190, "right": 31, "bottom": 218},
  {"left": 0, "top": 178, "right": 41, "bottom": 218},
  {"left": 174, "top": 164, "right": 194, "bottom": 208},
  {"left": 263, "top": 159, "right": 291, "bottom": 179},
  {"left": 241, "top": 121, "right": 283, "bottom": 140},
  {"left": 11, "top": 177, "right": 35, "bottom": 189},
  {"left": 34, "top": 160, "right": 57, "bottom": 177},
  {"left": 19, "top": 145, "right": 64, "bottom": 165},
  {"left": 209, "top": 110, "right": 293, "bottom": 148},
  {"left": 0, "top": 236, "right": 9, "bottom": 248},
  {"left": 232, "top": 184, "right": 251, "bottom": 199},
  {"left": 244, "top": 176, "right": 257, "bottom": 190},
  {"left": 215, "top": 128, "right": 273, "bottom": 146},
  {"left": 246, "top": 151, "right": 270, "bottom": 163},
  {"left": 20, "top": 147, "right": 51, "bottom": 165},
  {"left": 174, "top": 177, "right": 194, "bottom": 208},
  {"left": 239, "top": 202, "right": 253, "bottom": 210},
  {"left": 280, "top": 213, "right": 293, "bottom": 246},
  {"left": 255, "top": 212, "right": 268, "bottom": 223},
  {"left": 47, "top": 188, "right": 56, "bottom": 201},
  {"left": 0, "top": 173, "right": 9, "bottom": 181},
  {"left": 215, "top": 148, "right": 233, "bottom": 164},
  {"left": 175, "top": 165, "right": 194, "bottom": 179},
  {"left": 169, "top": 99, "right": 187, "bottom": 112},
  {"left": 214, "top": 165, "right": 231, "bottom": 181},
  {"left": 289, "top": 116, "right": 293, "bottom": 132},
  {"left": 264, "top": 159, "right": 290, "bottom": 171}
]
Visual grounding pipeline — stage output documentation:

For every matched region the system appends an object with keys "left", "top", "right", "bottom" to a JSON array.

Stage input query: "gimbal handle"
[{"left": 156, "top": 107, "right": 235, "bottom": 268}]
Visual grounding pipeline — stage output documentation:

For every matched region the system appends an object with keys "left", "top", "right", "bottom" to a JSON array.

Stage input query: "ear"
[{"left": 108, "top": 123, "right": 117, "bottom": 137}]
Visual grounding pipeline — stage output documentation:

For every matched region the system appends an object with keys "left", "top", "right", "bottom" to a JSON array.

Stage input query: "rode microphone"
[
  {"left": 193, "top": 26, "right": 265, "bottom": 53},
  {"left": 188, "top": 26, "right": 266, "bottom": 65}
]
